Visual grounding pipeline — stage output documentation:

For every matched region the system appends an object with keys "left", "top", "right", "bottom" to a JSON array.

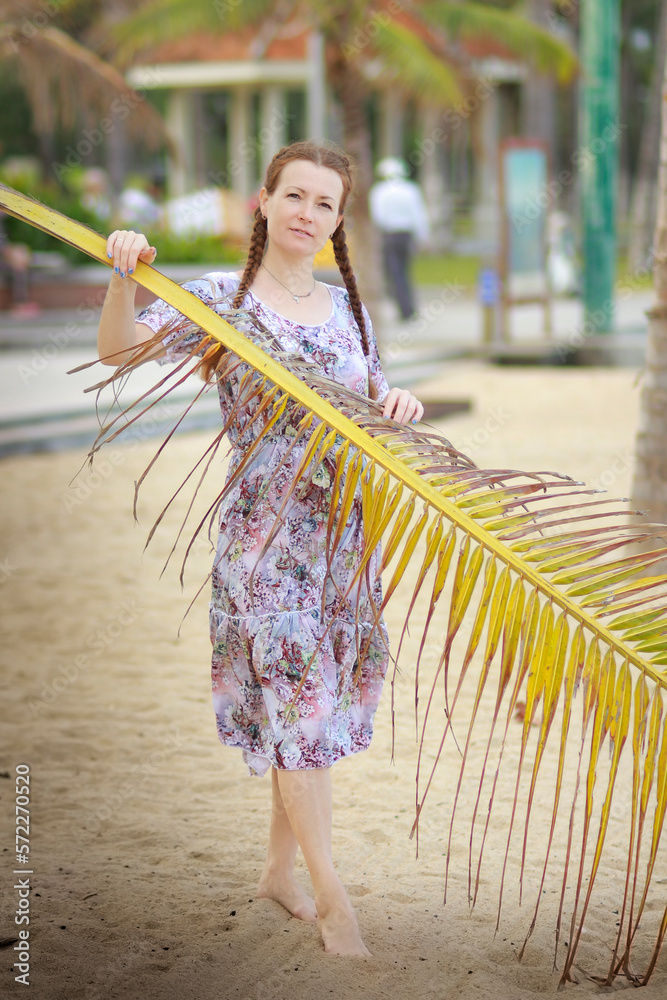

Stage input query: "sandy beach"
[{"left": 1, "top": 359, "right": 666, "bottom": 1000}]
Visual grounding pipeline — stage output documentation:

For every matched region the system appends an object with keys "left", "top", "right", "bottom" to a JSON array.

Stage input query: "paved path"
[{"left": 0, "top": 287, "right": 652, "bottom": 456}]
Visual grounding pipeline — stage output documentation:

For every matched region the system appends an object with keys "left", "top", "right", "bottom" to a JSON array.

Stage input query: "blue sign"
[
  {"left": 479, "top": 268, "right": 499, "bottom": 306},
  {"left": 502, "top": 144, "right": 548, "bottom": 284}
]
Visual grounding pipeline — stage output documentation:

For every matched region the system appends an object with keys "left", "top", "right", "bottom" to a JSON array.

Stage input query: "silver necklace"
[{"left": 261, "top": 263, "right": 316, "bottom": 303}]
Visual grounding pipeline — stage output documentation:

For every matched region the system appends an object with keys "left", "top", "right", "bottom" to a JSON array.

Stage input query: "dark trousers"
[{"left": 382, "top": 230, "right": 415, "bottom": 320}]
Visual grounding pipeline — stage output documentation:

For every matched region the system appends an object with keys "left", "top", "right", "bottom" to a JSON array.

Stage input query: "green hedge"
[
  {"left": 1, "top": 175, "right": 244, "bottom": 267},
  {"left": 137, "top": 231, "right": 243, "bottom": 265},
  {"left": 1, "top": 176, "right": 104, "bottom": 265}
]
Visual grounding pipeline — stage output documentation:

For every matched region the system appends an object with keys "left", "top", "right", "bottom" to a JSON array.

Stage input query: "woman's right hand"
[{"left": 106, "top": 229, "right": 157, "bottom": 279}]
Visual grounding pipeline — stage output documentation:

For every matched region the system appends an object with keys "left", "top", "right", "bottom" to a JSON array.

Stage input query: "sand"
[{"left": 1, "top": 360, "right": 666, "bottom": 1000}]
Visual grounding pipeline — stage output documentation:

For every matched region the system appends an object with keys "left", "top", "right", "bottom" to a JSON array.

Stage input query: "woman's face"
[{"left": 259, "top": 159, "right": 344, "bottom": 258}]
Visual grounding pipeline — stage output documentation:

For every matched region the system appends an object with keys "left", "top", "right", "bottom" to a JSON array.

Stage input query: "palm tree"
[
  {"left": 632, "top": 25, "right": 667, "bottom": 564},
  {"left": 2, "top": 182, "right": 665, "bottom": 986},
  {"left": 107, "top": 0, "right": 577, "bottom": 311},
  {"left": 627, "top": 0, "right": 667, "bottom": 273},
  {"left": 0, "top": 0, "right": 167, "bottom": 175}
]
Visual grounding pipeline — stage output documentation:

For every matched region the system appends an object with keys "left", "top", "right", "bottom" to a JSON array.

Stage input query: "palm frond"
[
  {"left": 420, "top": 0, "right": 578, "bottom": 84},
  {"left": 107, "top": 0, "right": 280, "bottom": 64},
  {"left": 1, "top": 184, "right": 665, "bottom": 986},
  {"left": 365, "top": 18, "right": 464, "bottom": 104},
  {"left": 0, "top": 19, "right": 167, "bottom": 143}
]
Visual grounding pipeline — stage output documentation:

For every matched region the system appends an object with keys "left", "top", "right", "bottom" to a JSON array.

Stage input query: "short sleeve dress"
[{"left": 137, "top": 272, "right": 391, "bottom": 776}]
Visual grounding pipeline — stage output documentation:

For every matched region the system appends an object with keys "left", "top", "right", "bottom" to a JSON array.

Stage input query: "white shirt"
[{"left": 369, "top": 178, "right": 429, "bottom": 242}]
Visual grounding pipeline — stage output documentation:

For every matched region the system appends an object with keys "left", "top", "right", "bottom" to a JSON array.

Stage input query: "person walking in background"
[{"left": 369, "top": 157, "right": 429, "bottom": 321}]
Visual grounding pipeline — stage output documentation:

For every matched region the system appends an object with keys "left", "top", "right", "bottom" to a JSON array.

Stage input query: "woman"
[{"left": 98, "top": 140, "right": 423, "bottom": 957}]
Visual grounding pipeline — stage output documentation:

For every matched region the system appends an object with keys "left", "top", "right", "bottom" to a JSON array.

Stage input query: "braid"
[
  {"left": 332, "top": 222, "right": 378, "bottom": 401},
  {"left": 233, "top": 209, "right": 268, "bottom": 308},
  {"left": 201, "top": 209, "right": 268, "bottom": 382},
  {"left": 200, "top": 142, "right": 378, "bottom": 397}
]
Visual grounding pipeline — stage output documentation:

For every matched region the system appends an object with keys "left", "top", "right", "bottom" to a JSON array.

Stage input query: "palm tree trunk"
[
  {"left": 631, "top": 42, "right": 667, "bottom": 554},
  {"left": 628, "top": 0, "right": 667, "bottom": 273}
]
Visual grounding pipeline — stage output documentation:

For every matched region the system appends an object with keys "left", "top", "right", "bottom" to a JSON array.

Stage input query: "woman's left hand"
[{"left": 382, "top": 387, "right": 425, "bottom": 426}]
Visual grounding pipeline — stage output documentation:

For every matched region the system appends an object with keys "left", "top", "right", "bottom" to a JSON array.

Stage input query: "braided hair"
[
  {"left": 232, "top": 206, "right": 268, "bottom": 308},
  {"left": 201, "top": 140, "right": 377, "bottom": 397}
]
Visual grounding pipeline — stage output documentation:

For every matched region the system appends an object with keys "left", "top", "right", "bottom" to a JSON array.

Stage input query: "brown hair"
[{"left": 201, "top": 140, "right": 376, "bottom": 396}]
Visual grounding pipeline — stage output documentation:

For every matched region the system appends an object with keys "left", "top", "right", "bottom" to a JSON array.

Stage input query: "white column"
[
  {"left": 473, "top": 84, "right": 501, "bottom": 247},
  {"left": 307, "top": 31, "right": 326, "bottom": 140},
  {"left": 260, "top": 85, "right": 286, "bottom": 177},
  {"left": 229, "top": 86, "right": 253, "bottom": 198},
  {"left": 166, "top": 89, "right": 195, "bottom": 197},
  {"left": 419, "top": 104, "right": 446, "bottom": 250},
  {"left": 379, "top": 90, "right": 404, "bottom": 158}
]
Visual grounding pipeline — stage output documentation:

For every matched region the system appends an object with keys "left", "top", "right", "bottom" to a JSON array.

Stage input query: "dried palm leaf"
[
  {"left": 1, "top": 183, "right": 666, "bottom": 987},
  {"left": 0, "top": 2, "right": 167, "bottom": 145}
]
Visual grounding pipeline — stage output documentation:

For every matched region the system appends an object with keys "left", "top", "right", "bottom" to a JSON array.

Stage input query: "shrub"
[{"left": 1, "top": 173, "right": 245, "bottom": 267}]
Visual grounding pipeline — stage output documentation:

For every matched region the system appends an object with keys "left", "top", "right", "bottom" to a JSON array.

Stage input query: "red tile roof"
[
  {"left": 143, "top": 25, "right": 309, "bottom": 63},
  {"left": 137, "top": 10, "right": 520, "bottom": 68}
]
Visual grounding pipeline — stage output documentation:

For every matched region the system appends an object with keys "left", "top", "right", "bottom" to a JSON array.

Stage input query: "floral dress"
[{"left": 137, "top": 272, "right": 390, "bottom": 776}]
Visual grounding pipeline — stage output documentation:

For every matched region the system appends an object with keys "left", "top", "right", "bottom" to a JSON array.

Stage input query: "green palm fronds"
[
  {"left": 420, "top": 1, "right": 578, "bottom": 83},
  {"left": 108, "top": 0, "right": 286, "bottom": 63},
  {"left": 368, "top": 18, "right": 464, "bottom": 103},
  {"left": 1, "top": 185, "right": 665, "bottom": 986},
  {"left": 107, "top": 0, "right": 577, "bottom": 86},
  {"left": 0, "top": 0, "right": 167, "bottom": 143}
]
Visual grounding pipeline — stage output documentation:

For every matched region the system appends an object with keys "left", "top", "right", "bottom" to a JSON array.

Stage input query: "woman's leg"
[
  {"left": 275, "top": 766, "right": 371, "bottom": 957},
  {"left": 257, "top": 767, "right": 317, "bottom": 922}
]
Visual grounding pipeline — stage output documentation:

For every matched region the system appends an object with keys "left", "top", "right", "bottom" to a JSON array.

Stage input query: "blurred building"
[{"left": 126, "top": 20, "right": 567, "bottom": 250}]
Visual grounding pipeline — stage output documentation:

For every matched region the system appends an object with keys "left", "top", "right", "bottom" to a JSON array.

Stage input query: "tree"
[
  {"left": 108, "top": 0, "right": 577, "bottom": 316},
  {"left": 0, "top": 0, "right": 167, "bottom": 178},
  {"left": 627, "top": 0, "right": 667, "bottom": 272},
  {"left": 632, "top": 24, "right": 667, "bottom": 557}
]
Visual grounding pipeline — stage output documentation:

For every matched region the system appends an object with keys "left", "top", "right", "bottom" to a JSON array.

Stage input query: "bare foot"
[
  {"left": 318, "top": 901, "right": 372, "bottom": 957},
  {"left": 257, "top": 873, "right": 318, "bottom": 923}
]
